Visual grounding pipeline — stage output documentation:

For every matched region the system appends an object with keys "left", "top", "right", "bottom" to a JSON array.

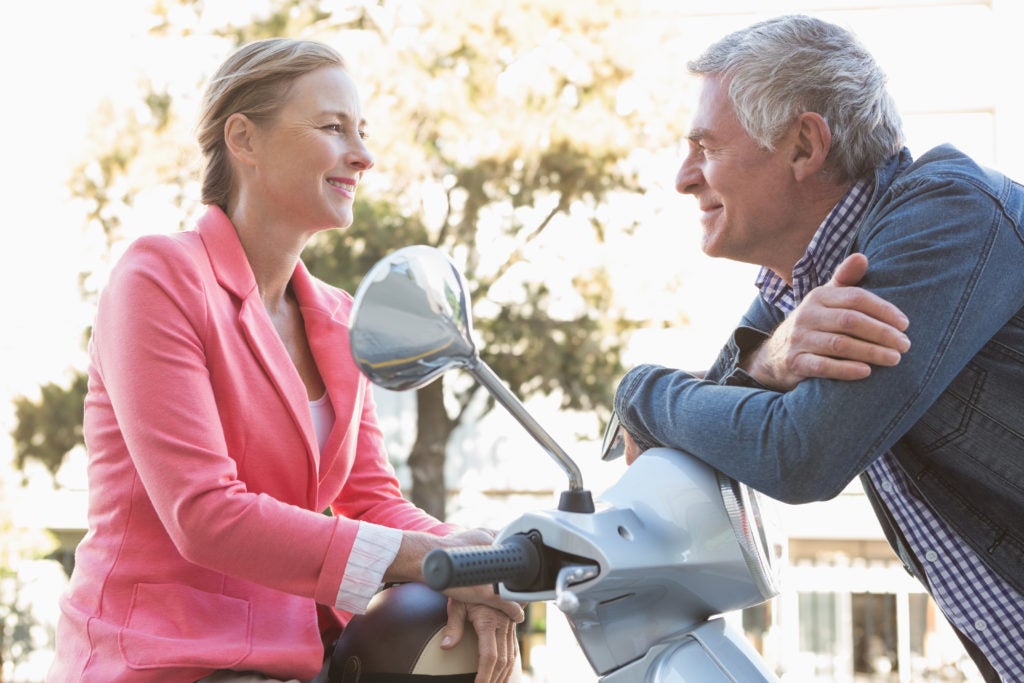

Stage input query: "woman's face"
[{"left": 245, "top": 65, "right": 374, "bottom": 234}]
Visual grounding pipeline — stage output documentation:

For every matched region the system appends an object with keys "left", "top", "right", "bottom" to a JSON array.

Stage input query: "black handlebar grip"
[{"left": 422, "top": 533, "right": 541, "bottom": 591}]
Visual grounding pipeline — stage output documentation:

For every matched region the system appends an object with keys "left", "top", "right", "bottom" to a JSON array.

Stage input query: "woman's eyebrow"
[{"left": 320, "top": 110, "right": 367, "bottom": 127}]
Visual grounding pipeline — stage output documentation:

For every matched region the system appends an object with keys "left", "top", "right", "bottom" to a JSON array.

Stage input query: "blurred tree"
[
  {"left": 10, "top": 375, "right": 87, "bottom": 484},
  {"left": 300, "top": 0, "right": 662, "bottom": 516},
  {"left": 0, "top": 481, "right": 57, "bottom": 681},
  {"left": 11, "top": 0, "right": 686, "bottom": 520}
]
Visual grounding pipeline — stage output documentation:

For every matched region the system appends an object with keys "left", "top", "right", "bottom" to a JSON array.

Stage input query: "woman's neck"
[{"left": 229, "top": 207, "right": 309, "bottom": 310}]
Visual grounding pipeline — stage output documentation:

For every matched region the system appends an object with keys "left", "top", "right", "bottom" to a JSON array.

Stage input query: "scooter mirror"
[
  {"left": 349, "top": 245, "right": 477, "bottom": 391},
  {"left": 599, "top": 413, "right": 626, "bottom": 462},
  {"left": 350, "top": 245, "right": 595, "bottom": 512}
]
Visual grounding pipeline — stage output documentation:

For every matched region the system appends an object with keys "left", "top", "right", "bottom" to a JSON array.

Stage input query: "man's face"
[{"left": 676, "top": 75, "right": 802, "bottom": 272}]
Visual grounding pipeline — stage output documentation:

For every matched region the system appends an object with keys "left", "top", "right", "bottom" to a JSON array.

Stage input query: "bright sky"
[
  {"left": 0, "top": 4, "right": 235, "bottom": 453},
  {"left": 4, "top": 0, "right": 1024, "bottom": 481},
  {"left": 1, "top": 5, "right": 131, "bottom": 432},
  {"left": 1, "top": 5, "right": 158, "bottom": 485}
]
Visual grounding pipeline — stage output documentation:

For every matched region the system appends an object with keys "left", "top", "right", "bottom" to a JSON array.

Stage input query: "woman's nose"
[{"left": 349, "top": 141, "right": 374, "bottom": 171}]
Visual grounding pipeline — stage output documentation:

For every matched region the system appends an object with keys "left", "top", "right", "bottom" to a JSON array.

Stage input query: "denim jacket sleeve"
[
  {"left": 704, "top": 297, "right": 782, "bottom": 387},
  {"left": 614, "top": 147, "right": 1024, "bottom": 504}
]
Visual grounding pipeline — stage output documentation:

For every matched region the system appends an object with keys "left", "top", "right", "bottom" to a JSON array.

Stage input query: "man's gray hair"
[{"left": 688, "top": 15, "right": 904, "bottom": 182}]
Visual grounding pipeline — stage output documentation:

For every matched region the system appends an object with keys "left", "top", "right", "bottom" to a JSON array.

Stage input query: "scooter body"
[
  {"left": 348, "top": 245, "right": 782, "bottom": 682},
  {"left": 603, "top": 617, "right": 777, "bottom": 683},
  {"left": 494, "top": 448, "right": 779, "bottom": 681}
]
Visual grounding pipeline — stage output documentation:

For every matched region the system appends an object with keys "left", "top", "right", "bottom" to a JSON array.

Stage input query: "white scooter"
[{"left": 349, "top": 245, "right": 783, "bottom": 682}]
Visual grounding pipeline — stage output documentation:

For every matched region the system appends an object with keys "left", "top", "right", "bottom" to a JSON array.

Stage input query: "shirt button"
[
  {"left": 924, "top": 550, "right": 938, "bottom": 562},
  {"left": 974, "top": 619, "right": 987, "bottom": 632},
  {"left": 881, "top": 481, "right": 895, "bottom": 493}
]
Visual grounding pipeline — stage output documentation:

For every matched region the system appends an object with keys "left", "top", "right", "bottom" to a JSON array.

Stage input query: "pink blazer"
[{"left": 50, "top": 206, "right": 449, "bottom": 682}]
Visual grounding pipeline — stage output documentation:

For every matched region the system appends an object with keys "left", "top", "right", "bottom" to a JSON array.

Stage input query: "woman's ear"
[
  {"left": 224, "top": 113, "right": 259, "bottom": 166},
  {"left": 789, "top": 112, "right": 832, "bottom": 182}
]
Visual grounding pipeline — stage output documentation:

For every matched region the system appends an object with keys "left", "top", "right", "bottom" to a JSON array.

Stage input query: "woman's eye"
[{"left": 323, "top": 124, "right": 368, "bottom": 141}]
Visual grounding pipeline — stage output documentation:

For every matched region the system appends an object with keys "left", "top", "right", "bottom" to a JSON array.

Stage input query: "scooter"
[{"left": 348, "top": 245, "right": 783, "bottom": 682}]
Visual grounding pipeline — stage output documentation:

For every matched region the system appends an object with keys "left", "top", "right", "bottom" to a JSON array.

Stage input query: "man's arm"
[
  {"left": 622, "top": 255, "right": 906, "bottom": 464},
  {"left": 615, "top": 169, "right": 1024, "bottom": 504}
]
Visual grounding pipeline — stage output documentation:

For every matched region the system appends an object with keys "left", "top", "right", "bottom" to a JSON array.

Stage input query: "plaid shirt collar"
[{"left": 756, "top": 178, "right": 873, "bottom": 313}]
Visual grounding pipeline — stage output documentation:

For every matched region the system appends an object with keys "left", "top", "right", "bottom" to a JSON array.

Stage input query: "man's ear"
[
  {"left": 224, "top": 112, "right": 259, "bottom": 166},
  {"left": 789, "top": 112, "right": 832, "bottom": 182}
]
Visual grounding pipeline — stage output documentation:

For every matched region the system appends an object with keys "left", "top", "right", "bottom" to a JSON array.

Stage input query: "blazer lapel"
[
  {"left": 289, "top": 262, "right": 359, "bottom": 476},
  {"left": 198, "top": 207, "right": 320, "bottom": 487}
]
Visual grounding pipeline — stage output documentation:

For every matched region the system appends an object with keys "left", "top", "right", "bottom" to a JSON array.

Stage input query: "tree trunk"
[{"left": 407, "top": 380, "right": 456, "bottom": 521}]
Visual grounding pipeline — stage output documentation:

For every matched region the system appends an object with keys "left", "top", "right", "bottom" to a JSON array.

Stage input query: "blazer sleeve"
[{"left": 329, "top": 383, "right": 454, "bottom": 535}]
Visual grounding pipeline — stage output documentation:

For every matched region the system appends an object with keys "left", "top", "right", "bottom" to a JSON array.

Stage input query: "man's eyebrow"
[{"left": 687, "top": 127, "right": 709, "bottom": 142}]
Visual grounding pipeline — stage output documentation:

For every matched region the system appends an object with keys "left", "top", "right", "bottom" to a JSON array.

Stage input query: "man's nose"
[{"left": 675, "top": 155, "right": 703, "bottom": 195}]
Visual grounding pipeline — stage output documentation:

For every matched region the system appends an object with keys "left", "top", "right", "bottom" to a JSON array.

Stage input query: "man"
[{"left": 613, "top": 15, "right": 1023, "bottom": 682}]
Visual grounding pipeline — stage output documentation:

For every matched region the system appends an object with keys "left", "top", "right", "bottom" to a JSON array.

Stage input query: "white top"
[
  {"left": 309, "top": 391, "right": 335, "bottom": 452},
  {"left": 310, "top": 392, "right": 404, "bottom": 614}
]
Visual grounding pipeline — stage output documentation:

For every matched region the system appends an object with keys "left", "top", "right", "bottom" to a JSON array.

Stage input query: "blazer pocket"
[{"left": 119, "top": 583, "right": 252, "bottom": 670}]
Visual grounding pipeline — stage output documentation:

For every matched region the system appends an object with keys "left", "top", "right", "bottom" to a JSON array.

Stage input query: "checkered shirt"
[{"left": 758, "top": 178, "right": 1024, "bottom": 679}]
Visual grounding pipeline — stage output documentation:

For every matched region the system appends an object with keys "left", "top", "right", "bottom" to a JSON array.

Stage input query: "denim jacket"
[{"left": 614, "top": 145, "right": 1024, "bottom": 594}]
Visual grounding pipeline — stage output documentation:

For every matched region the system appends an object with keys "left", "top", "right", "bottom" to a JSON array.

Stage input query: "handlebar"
[{"left": 423, "top": 533, "right": 542, "bottom": 592}]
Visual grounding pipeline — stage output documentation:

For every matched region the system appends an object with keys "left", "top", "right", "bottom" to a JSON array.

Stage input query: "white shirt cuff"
[{"left": 334, "top": 522, "right": 403, "bottom": 613}]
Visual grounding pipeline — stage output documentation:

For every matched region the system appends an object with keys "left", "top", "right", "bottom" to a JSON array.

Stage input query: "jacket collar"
[
  {"left": 869, "top": 146, "right": 914, "bottom": 207},
  {"left": 197, "top": 204, "right": 259, "bottom": 301},
  {"left": 196, "top": 205, "right": 350, "bottom": 324},
  {"left": 196, "top": 206, "right": 356, "bottom": 498}
]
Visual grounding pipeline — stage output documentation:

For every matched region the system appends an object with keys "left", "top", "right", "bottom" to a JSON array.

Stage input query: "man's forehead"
[{"left": 687, "top": 75, "right": 737, "bottom": 139}]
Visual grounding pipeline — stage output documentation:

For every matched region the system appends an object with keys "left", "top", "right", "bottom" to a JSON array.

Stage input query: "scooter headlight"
[{"left": 717, "top": 473, "right": 782, "bottom": 601}]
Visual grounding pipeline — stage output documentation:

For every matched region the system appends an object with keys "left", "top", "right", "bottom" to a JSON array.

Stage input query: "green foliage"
[
  {"left": 303, "top": 197, "right": 431, "bottom": 294},
  {"left": 13, "top": 0, "right": 690, "bottom": 516},
  {"left": 300, "top": 1, "right": 654, "bottom": 428},
  {"left": 10, "top": 373, "right": 88, "bottom": 480}
]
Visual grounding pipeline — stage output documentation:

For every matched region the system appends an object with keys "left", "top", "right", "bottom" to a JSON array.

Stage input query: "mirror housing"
[
  {"left": 350, "top": 246, "right": 594, "bottom": 513},
  {"left": 349, "top": 245, "right": 476, "bottom": 391}
]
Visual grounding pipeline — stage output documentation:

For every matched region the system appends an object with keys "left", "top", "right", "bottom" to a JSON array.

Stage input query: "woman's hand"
[
  {"left": 437, "top": 530, "right": 523, "bottom": 682},
  {"left": 440, "top": 596, "right": 520, "bottom": 683},
  {"left": 386, "top": 528, "right": 525, "bottom": 681},
  {"left": 437, "top": 529, "right": 525, "bottom": 623}
]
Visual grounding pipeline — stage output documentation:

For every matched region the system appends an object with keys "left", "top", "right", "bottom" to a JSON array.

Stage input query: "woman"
[{"left": 49, "top": 38, "right": 523, "bottom": 683}]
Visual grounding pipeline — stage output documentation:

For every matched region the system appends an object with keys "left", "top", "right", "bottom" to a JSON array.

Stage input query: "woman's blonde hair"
[{"left": 197, "top": 38, "right": 347, "bottom": 209}]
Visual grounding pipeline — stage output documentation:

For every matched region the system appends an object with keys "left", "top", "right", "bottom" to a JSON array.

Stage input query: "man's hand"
[
  {"left": 743, "top": 253, "right": 910, "bottom": 391},
  {"left": 440, "top": 599, "right": 520, "bottom": 683}
]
